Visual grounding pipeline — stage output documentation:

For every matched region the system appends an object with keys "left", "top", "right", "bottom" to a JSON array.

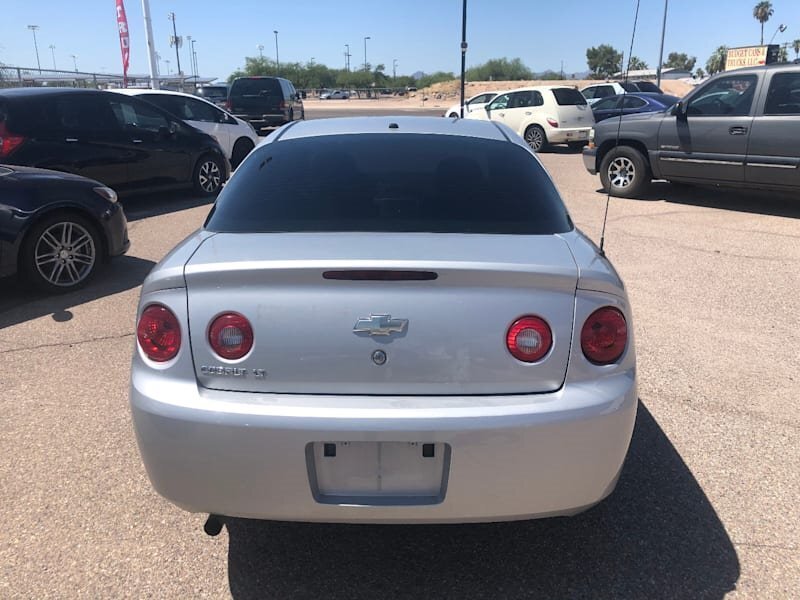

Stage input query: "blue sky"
[{"left": 2, "top": 0, "right": 800, "bottom": 81}]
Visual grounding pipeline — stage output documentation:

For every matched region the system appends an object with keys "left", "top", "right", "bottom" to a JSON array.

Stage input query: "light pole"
[
  {"left": 191, "top": 39, "right": 198, "bottom": 80},
  {"left": 392, "top": 58, "right": 398, "bottom": 80},
  {"left": 167, "top": 12, "right": 182, "bottom": 76},
  {"left": 363, "top": 36, "right": 370, "bottom": 71},
  {"left": 345, "top": 44, "right": 350, "bottom": 71},
  {"left": 186, "top": 36, "right": 194, "bottom": 77},
  {"left": 769, "top": 24, "right": 787, "bottom": 44},
  {"left": 27, "top": 25, "right": 41, "bottom": 72},
  {"left": 459, "top": 1, "right": 467, "bottom": 117},
  {"left": 70, "top": 54, "right": 78, "bottom": 72},
  {"left": 48, "top": 44, "right": 57, "bottom": 70},
  {"left": 155, "top": 51, "right": 162, "bottom": 76},
  {"left": 656, "top": 0, "right": 668, "bottom": 88},
  {"left": 165, "top": 59, "right": 171, "bottom": 75},
  {"left": 257, "top": 44, "right": 264, "bottom": 59},
  {"left": 273, "top": 30, "right": 279, "bottom": 74}
]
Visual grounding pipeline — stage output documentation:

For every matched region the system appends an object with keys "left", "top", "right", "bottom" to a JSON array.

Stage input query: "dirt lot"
[{"left": 0, "top": 107, "right": 798, "bottom": 598}]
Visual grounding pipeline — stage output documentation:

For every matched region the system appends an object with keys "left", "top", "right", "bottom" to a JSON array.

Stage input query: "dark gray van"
[
  {"left": 227, "top": 76, "right": 303, "bottom": 134},
  {"left": 583, "top": 63, "right": 800, "bottom": 197}
]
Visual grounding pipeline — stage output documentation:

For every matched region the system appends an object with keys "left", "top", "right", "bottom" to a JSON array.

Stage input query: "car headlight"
[{"left": 93, "top": 186, "right": 118, "bottom": 204}]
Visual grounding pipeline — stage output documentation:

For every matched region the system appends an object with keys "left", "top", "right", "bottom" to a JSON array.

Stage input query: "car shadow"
[
  {"left": 0, "top": 255, "right": 156, "bottom": 329},
  {"left": 598, "top": 182, "right": 800, "bottom": 219},
  {"left": 225, "top": 402, "right": 739, "bottom": 599},
  {"left": 121, "top": 190, "right": 217, "bottom": 222}
]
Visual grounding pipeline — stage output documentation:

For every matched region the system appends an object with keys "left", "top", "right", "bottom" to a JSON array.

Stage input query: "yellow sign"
[{"left": 725, "top": 46, "right": 770, "bottom": 71}]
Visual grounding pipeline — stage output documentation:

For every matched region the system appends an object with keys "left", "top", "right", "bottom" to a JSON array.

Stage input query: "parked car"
[
  {"left": 320, "top": 90, "right": 350, "bottom": 100},
  {"left": 466, "top": 86, "right": 594, "bottom": 151},
  {"left": 130, "top": 116, "right": 637, "bottom": 527},
  {"left": 112, "top": 89, "right": 259, "bottom": 168},
  {"left": 581, "top": 81, "right": 664, "bottom": 105},
  {"left": 591, "top": 92, "right": 680, "bottom": 122},
  {"left": 227, "top": 76, "right": 304, "bottom": 134},
  {"left": 0, "top": 164, "right": 129, "bottom": 292},
  {"left": 194, "top": 85, "right": 228, "bottom": 108},
  {"left": 443, "top": 91, "right": 499, "bottom": 118},
  {"left": 583, "top": 63, "right": 800, "bottom": 197},
  {"left": 0, "top": 88, "right": 229, "bottom": 196}
]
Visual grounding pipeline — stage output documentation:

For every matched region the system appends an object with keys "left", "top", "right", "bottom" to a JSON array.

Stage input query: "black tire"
[
  {"left": 567, "top": 141, "right": 587, "bottom": 151},
  {"left": 448, "top": 112, "right": 459, "bottom": 118},
  {"left": 230, "top": 138, "right": 255, "bottom": 170},
  {"left": 20, "top": 212, "right": 102, "bottom": 293},
  {"left": 193, "top": 154, "right": 224, "bottom": 196},
  {"left": 524, "top": 125, "right": 547, "bottom": 152},
  {"left": 599, "top": 146, "right": 650, "bottom": 198}
]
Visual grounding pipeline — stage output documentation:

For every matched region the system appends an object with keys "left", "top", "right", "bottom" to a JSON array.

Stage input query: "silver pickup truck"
[{"left": 583, "top": 63, "right": 800, "bottom": 197}]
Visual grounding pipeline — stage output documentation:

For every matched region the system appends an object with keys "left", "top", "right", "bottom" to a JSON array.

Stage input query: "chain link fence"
[{"left": 0, "top": 65, "right": 209, "bottom": 91}]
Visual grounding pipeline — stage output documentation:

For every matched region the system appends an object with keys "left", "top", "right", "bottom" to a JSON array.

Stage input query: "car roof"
[
  {"left": 0, "top": 87, "right": 105, "bottom": 99},
  {"left": 277, "top": 116, "right": 510, "bottom": 142},
  {"left": 499, "top": 85, "right": 579, "bottom": 94},
  {"left": 111, "top": 88, "right": 201, "bottom": 100}
]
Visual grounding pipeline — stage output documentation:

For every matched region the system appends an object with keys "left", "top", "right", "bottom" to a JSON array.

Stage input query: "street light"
[
  {"left": 363, "top": 36, "right": 370, "bottom": 71},
  {"left": 48, "top": 44, "right": 57, "bottom": 70},
  {"left": 70, "top": 54, "right": 78, "bottom": 72},
  {"left": 27, "top": 25, "right": 41, "bottom": 72},
  {"left": 257, "top": 44, "right": 264, "bottom": 59},
  {"left": 273, "top": 30, "right": 279, "bottom": 74},
  {"left": 345, "top": 44, "right": 350, "bottom": 71},
  {"left": 167, "top": 12, "right": 182, "bottom": 77},
  {"left": 393, "top": 58, "right": 398, "bottom": 80},
  {"left": 769, "top": 24, "right": 787, "bottom": 44}
]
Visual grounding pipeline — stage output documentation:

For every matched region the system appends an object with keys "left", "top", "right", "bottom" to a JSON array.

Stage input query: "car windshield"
[
  {"left": 551, "top": 88, "right": 587, "bottom": 106},
  {"left": 206, "top": 133, "right": 573, "bottom": 235}
]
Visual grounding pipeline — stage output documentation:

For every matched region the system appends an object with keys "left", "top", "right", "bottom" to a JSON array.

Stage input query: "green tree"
[
  {"left": 465, "top": 58, "right": 533, "bottom": 81},
  {"left": 586, "top": 45, "right": 623, "bottom": 79},
  {"left": 694, "top": 67, "right": 706, "bottom": 79},
  {"left": 416, "top": 71, "right": 456, "bottom": 88},
  {"left": 664, "top": 52, "right": 696, "bottom": 71},
  {"left": 706, "top": 46, "right": 728, "bottom": 75},
  {"left": 628, "top": 56, "right": 648, "bottom": 70},
  {"left": 753, "top": 1, "right": 774, "bottom": 45},
  {"left": 793, "top": 39, "right": 800, "bottom": 59}
]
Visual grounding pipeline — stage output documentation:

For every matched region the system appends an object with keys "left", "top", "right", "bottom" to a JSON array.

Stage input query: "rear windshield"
[
  {"left": 206, "top": 133, "right": 573, "bottom": 235},
  {"left": 197, "top": 87, "right": 227, "bottom": 99},
  {"left": 230, "top": 78, "right": 281, "bottom": 97},
  {"left": 634, "top": 81, "right": 662, "bottom": 93},
  {"left": 620, "top": 82, "right": 639, "bottom": 92},
  {"left": 551, "top": 88, "right": 587, "bottom": 106}
]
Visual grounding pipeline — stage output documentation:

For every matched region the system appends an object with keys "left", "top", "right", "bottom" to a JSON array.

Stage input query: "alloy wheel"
[
  {"left": 198, "top": 160, "right": 222, "bottom": 193},
  {"left": 34, "top": 221, "right": 96, "bottom": 287},
  {"left": 608, "top": 156, "right": 636, "bottom": 188},
  {"left": 524, "top": 127, "right": 544, "bottom": 152}
]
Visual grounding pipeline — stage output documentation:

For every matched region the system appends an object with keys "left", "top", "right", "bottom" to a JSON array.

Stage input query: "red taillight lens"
[
  {"left": 0, "top": 122, "right": 26, "bottom": 158},
  {"left": 208, "top": 312, "right": 254, "bottom": 360},
  {"left": 546, "top": 117, "right": 559, "bottom": 128},
  {"left": 506, "top": 316, "right": 552, "bottom": 363},
  {"left": 137, "top": 304, "right": 181, "bottom": 362},
  {"left": 581, "top": 307, "right": 628, "bottom": 365}
]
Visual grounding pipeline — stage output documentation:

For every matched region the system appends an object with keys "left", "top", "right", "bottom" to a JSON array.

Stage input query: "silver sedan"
[{"left": 130, "top": 116, "right": 637, "bottom": 526}]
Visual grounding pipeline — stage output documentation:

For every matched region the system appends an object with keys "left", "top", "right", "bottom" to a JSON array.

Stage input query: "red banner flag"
[{"left": 116, "top": 0, "right": 130, "bottom": 87}]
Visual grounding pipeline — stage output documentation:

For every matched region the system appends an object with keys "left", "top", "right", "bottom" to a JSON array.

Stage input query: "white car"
[
  {"left": 581, "top": 82, "right": 644, "bottom": 105},
  {"left": 443, "top": 91, "right": 499, "bottom": 118},
  {"left": 112, "top": 89, "right": 260, "bottom": 168},
  {"left": 466, "top": 86, "right": 594, "bottom": 152},
  {"left": 320, "top": 90, "right": 350, "bottom": 99}
]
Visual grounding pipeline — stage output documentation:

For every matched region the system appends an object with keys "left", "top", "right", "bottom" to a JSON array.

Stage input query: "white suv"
[{"left": 466, "top": 86, "right": 594, "bottom": 152}]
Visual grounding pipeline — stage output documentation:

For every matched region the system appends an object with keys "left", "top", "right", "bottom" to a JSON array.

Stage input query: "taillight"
[
  {"left": 506, "top": 316, "right": 552, "bottom": 363},
  {"left": 581, "top": 307, "right": 628, "bottom": 365},
  {"left": 0, "top": 122, "right": 26, "bottom": 158},
  {"left": 546, "top": 117, "right": 559, "bottom": 128},
  {"left": 137, "top": 304, "right": 181, "bottom": 362},
  {"left": 208, "top": 312, "right": 254, "bottom": 360}
]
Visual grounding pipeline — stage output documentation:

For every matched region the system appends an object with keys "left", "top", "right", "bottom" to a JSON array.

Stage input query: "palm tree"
[
  {"left": 706, "top": 46, "right": 728, "bottom": 76},
  {"left": 753, "top": 1, "right": 774, "bottom": 45},
  {"left": 793, "top": 39, "right": 800, "bottom": 59}
]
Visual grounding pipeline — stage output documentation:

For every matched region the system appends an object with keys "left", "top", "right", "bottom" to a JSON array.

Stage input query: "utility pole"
[
  {"left": 258, "top": 44, "right": 264, "bottom": 59},
  {"left": 656, "top": 0, "right": 668, "bottom": 88},
  {"left": 274, "top": 30, "right": 279, "bottom": 74},
  {"left": 560, "top": 60, "right": 564, "bottom": 80},
  {"left": 393, "top": 58, "right": 398, "bottom": 80},
  {"left": 27, "top": 25, "right": 41, "bottom": 72},
  {"left": 345, "top": 44, "right": 350, "bottom": 71},
  {"left": 363, "top": 36, "right": 370, "bottom": 71},
  {"left": 141, "top": 0, "right": 160, "bottom": 89},
  {"left": 49, "top": 44, "right": 57, "bottom": 70},
  {"left": 186, "top": 36, "right": 195, "bottom": 77},
  {"left": 167, "top": 12, "right": 182, "bottom": 77},
  {"left": 191, "top": 39, "right": 198, "bottom": 81},
  {"left": 459, "top": 1, "right": 467, "bottom": 118},
  {"left": 71, "top": 54, "right": 78, "bottom": 72}
]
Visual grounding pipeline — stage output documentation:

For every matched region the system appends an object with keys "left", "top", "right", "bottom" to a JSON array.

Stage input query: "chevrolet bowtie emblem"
[{"left": 353, "top": 314, "right": 408, "bottom": 336}]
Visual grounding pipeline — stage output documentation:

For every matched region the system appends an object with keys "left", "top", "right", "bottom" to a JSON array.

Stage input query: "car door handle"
[
  {"left": 65, "top": 138, "right": 79, "bottom": 143},
  {"left": 132, "top": 139, "right": 143, "bottom": 144},
  {"left": 497, "top": 112, "right": 505, "bottom": 117},
  {"left": 729, "top": 126, "right": 748, "bottom": 135},
  {"left": 525, "top": 112, "right": 532, "bottom": 115}
]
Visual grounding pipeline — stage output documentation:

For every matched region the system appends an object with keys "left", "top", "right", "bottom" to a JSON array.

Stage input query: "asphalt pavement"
[{"left": 0, "top": 107, "right": 798, "bottom": 599}]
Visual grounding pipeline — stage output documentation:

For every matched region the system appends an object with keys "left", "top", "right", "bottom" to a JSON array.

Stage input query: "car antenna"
[{"left": 600, "top": 0, "right": 641, "bottom": 257}]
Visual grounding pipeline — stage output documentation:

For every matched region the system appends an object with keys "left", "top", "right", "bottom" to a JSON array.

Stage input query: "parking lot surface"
[{"left": 1, "top": 107, "right": 798, "bottom": 599}]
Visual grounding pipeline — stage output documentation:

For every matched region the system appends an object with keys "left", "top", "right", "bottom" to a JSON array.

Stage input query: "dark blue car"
[{"left": 591, "top": 92, "right": 680, "bottom": 122}]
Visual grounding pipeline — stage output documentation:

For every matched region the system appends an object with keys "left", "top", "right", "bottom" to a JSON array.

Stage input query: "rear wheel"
[
  {"left": 448, "top": 112, "right": 459, "bottom": 118},
  {"left": 20, "top": 212, "right": 102, "bottom": 293},
  {"left": 524, "top": 125, "right": 547, "bottom": 152},
  {"left": 193, "top": 154, "right": 224, "bottom": 196},
  {"left": 230, "top": 138, "right": 255, "bottom": 169},
  {"left": 599, "top": 146, "right": 649, "bottom": 198}
]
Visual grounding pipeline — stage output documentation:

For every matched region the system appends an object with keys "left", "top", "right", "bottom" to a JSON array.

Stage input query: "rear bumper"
[
  {"left": 130, "top": 370, "right": 637, "bottom": 523},
  {"left": 583, "top": 147, "right": 598, "bottom": 175},
  {"left": 546, "top": 127, "right": 593, "bottom": 145},
  {"left": 104, "top": 202, "right": 129, "bottom": 257},
  {"left": 231, "top": 112, "right": 288, "bottom": 130}
]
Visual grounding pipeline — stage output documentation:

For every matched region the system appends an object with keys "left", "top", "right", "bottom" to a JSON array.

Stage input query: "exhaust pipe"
[{"left": 203, "top": 514, "right": 224, "bottom": 537}]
